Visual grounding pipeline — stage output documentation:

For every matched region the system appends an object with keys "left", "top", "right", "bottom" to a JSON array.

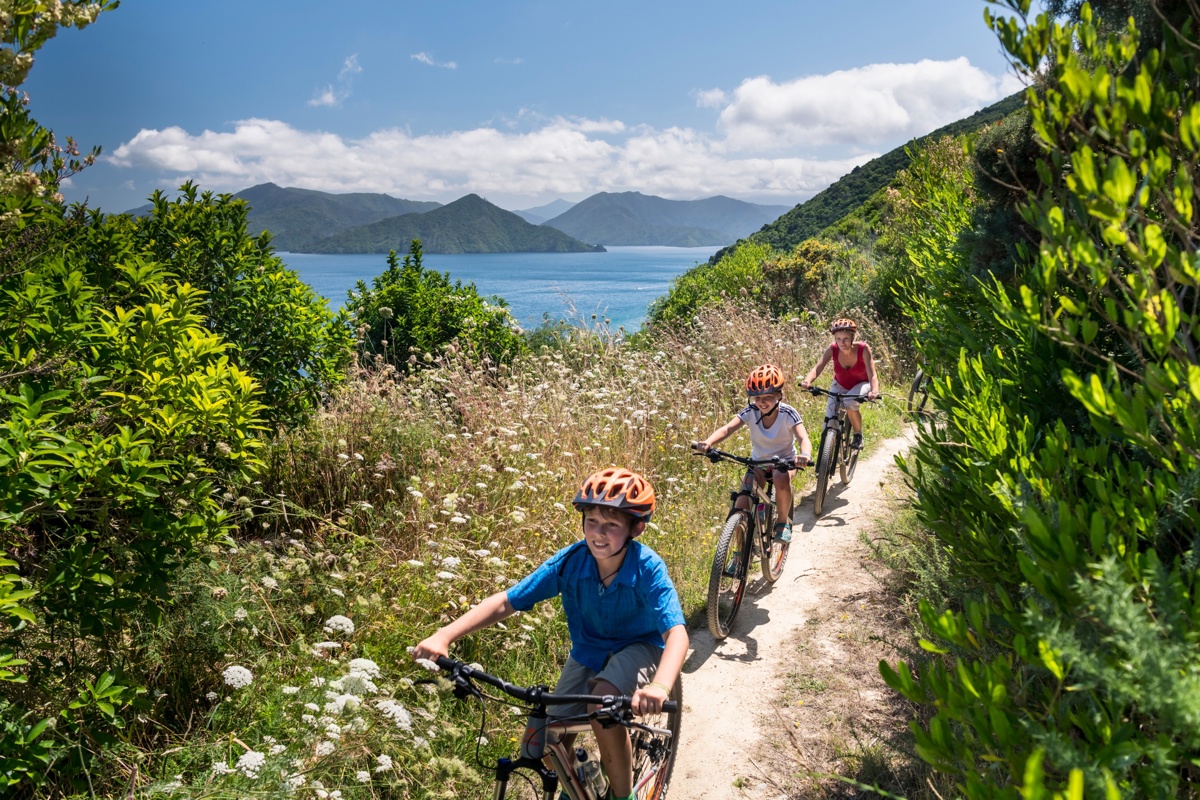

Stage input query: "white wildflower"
[
  {"left": 450, "top": 515, "right": 467, "bottom": 524},
  {"left": 436, "top": 571, "right": 457, "bottom": 580},
  {"left": 269, "top": 744, "right": 287, "bottom": 756},
  {"left": 222, "top": 665, "right": 253, "bottom": 689},
  {"left": 347, "top": 658, "right": 381, "bottom": 678},
  {"left": 310, "top": 676, "right": 327, "bottom": 687},
  {"left": 356, "top": 770, "right": 371, "bottom": 783},
  {"left": 282, "top": 686, "right": 300, "bottom": 695},
  {"left": 375, "top": 698, "right": 413, "bottom": 730},
  {"left": 205, "top": 691, "right": 218, "bottom": 701},
  {"left": 261, "top": 576, "right": 278, "bottom": 590},
  {"left": 233, "top": 607, "right": 248, "bottom": 621},
  {"left": 375, "top": 753, "right": 394, "bottom": 772},
  {"left": 441, "top": 556, "right": 461, "bottom": 569},
  {"left": 315, "top": 740, "right": 336, "bottom": 757},
  {"left": 236, "top": 750, "right": 266, "bottom": 779},
  {"left": 211, "top": 761, "right": 235, "bottom": 775},
  {"left": 340, "top": 672, "right": 378, "bottom": 695},
  {"left": 405, "top": 559, "right": 425, "bottom": 567},
  {"left": 313, "top": 641, "right": 342, "bottom": 651},
  {"left": 323, "top": 615, "right": 355, "bottom": 635}
]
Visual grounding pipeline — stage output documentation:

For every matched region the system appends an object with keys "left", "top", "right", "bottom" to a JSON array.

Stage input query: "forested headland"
[{"left": 2, "top": 1, "right": 1199, "bottom": 798}]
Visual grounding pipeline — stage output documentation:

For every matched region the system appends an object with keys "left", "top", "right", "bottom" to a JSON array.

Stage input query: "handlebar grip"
[
  {"left": 662, "top": 700, "right": 679, "bottom": 714},
  {"left": 434, "top": 655, "right": 459, "bottom": 671}
]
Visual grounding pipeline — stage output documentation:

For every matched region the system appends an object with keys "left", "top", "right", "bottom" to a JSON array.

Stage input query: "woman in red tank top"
[{"left": 799, "top": 318, "right": 879, "bottom": 450}]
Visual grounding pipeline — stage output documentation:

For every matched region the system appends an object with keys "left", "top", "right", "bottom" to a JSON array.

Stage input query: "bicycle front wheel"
[
  {"left": 839, "top": 422, "right": 860, "bottom": 485},
  {"left": 813, "top": 428, "right": 837, "bottom": 517},
  {"left": 706, "top": 511, "right": 750, "bottom": 640},
  {"left": 630, "top": 677, "right": 682, "bottom": 799}
]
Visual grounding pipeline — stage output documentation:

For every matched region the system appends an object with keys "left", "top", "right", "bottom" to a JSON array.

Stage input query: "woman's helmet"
[
  {"left": 573, "top": 468, "right": 656, "bottom": 522},
  {"left": 745, "top": 364, "right": 786, "bottom": 396},
  {"left": 829, "top": 318, "right": 858, "bottom": 334}
]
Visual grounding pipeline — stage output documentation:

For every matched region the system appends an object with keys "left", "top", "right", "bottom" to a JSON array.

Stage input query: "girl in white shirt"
[{"left": 693, "top": 365, "right": 812, "bottom": 542}]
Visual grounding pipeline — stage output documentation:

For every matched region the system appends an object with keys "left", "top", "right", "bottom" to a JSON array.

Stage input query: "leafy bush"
[
  {"left": 646, "top": 241, "right": 772, "bottom": 326},
  {"left": 349, "top": 239, "right": 526, "bottom": 368},
  {"left": 74, "top": 183, "right": 355, "bottom": 426},
  {"left": 882, "top": 2, "right": 1200, "bottom": 797}
]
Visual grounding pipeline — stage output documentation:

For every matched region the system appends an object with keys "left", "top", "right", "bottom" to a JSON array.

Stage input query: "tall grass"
[{"left": 86, "top": 303, "right": 909, "bottom": 799}]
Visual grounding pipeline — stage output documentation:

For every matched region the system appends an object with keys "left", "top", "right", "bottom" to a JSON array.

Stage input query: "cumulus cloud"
[
  {"left": 494, "top": 56, "right": 523, "bottom": 65},
  {"left": 412, "top": 52, "right": 457, "bottom": 70},
  {"left": 109, "top": 116, "right": 868, "bottom": 203},
  {"left": 109, "top": 58, "right": 1013, "bottom": 204},
  {"left": 715, "top": 58, "right": 1012, "bottom": 150}
]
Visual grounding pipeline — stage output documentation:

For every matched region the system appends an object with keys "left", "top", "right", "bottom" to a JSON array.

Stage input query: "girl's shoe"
[{"left": 773, "top": 522, "right": 792, "bottom": 543}]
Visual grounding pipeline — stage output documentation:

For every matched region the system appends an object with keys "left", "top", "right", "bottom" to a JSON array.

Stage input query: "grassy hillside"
[
  {"left": 545, "top": 191, "right": 791, "bottom": 246},
  {"left": 306, "top": 193, "right": 606, "bottom": 254},
  {"left": 708, "top": 91, "right": 1025, "bottom": 263}
]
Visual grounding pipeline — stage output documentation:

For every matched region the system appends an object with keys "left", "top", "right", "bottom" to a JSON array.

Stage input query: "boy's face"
[
  {"left": 833, "top": 331, "right": 856, "bottom": 350},
  {"left": 750, "top": 391, "right": 782, "bottom": 411},
  {"left": 582, "top": 506, "right": 639, "bottom": 562}
]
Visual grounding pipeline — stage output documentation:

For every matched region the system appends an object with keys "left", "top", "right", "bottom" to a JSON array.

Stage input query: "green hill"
[
  {"left": 545, "top": 191, "right": 791, "bottom": 246},
  {"left": 306, "top": 194, "right": 606, "bottom": 254},
  {"left": 708, "top": 91, "right": 1025, "bottom": 262},
  {"left": 236, "top": 183, "right": 441, "bottom": 252}
]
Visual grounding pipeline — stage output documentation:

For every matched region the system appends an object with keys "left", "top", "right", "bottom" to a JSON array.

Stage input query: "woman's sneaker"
[
  {"left": 851, "top": 433, "right": 864, "bottom": 450},
  {"left": 773, "top": 523, "right": 792, "bottom": 543}
]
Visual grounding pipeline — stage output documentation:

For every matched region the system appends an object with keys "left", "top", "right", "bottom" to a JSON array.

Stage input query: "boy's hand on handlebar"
[
  {"left": 691, "top": 441, "right": 710, "bottom": 453},
  {"left": 631, "top": 682, "right": 669, "bottom": 716},
  {"left": 411, "top": 634, "right": 451, "bottom": 663},
  {"left": 799, "top": 378, "right": 812, "bottom": 389}
]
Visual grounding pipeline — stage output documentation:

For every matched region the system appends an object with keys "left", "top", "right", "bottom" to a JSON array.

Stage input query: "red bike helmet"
[
  {"left": 573, "top": 468, "right": 656, "bottom": 522},
  {"left": 745, "top": 364, "right": 786, "bottom": 396},
  {"left": 829, "top": 318, "right": 858, "bottom": 334}
]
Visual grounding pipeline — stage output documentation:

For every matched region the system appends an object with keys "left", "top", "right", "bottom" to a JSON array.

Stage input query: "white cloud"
[
  {"left": 494, "top": 57, "right": 523, "bottom": 65},
  {"left": 715, "top": 58, "right": 1010, "bottom": 150},
  {"left": 109, "top": 116, "right": 869, "bottom": 203},
  {"left": 309, "top": 53, "right": 362, "bottom": 108},
  {"left": 693, "top": 88, "right": 727, "bottom": 109},
  {"left": 109, "top": 58, "right": 1012, "bottom": 205},
  {"left": 412, "top": 52, "right": 457, "bottom": 70},
  {"left": 308, "top": 86, "right": 339, "bottom": 107},
  {"left": 339, "top": 54, "right": 362, "bottom": 80}
]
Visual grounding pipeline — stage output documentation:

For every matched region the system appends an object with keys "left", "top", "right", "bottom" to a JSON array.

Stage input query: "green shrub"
[
  {"left": 350, "top": 239, "right": 526, "bottom": 368},
  {"left": 882, "top": 3, "right": 1200, "bottom": 797},
  {"left": 646, "top": 241, "right": 772, "bottom": 325}
]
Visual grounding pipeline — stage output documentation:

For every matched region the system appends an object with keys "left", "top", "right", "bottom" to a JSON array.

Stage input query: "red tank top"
[{"left": 831, "top": 342, "right": 869, "bottom": 387}]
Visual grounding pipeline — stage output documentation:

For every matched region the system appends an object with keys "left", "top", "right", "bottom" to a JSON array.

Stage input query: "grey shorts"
[
  {"left": 827, "top": 380, "right": 869, "bottom": 418},
  {"left": 550, "top": 641, "right": 662, "bottom": 720}
]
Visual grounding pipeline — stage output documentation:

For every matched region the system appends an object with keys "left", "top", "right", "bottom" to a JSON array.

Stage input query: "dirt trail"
[{"left": 670, "top": 432, "right": 916, "bottom": 799}]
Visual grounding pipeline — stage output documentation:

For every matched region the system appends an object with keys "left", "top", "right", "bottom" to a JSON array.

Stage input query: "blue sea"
[{"left": 278, "top": 246, "right": 721, "bottom": 331}]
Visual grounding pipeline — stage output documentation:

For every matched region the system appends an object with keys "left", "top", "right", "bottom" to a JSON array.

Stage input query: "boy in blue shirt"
[{"left": 412, "top": 467, "right": 688, "bottom": 800}]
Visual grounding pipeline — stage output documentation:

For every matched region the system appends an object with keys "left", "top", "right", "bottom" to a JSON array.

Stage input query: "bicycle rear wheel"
[
  {"left": 839, "top": 420, "right": 860, "bottom": 485},
  {"left": 813, "top": 428, "right": 837, "bottom": 517},
  {"left": 630, "top": 677, "right": 682, "bottom": 799},
  {"left": 706, "top": 511, "right": 750, "bottom": 640},
  {"left": 759, "top": 500, "right": 788, "bottom": 583}
]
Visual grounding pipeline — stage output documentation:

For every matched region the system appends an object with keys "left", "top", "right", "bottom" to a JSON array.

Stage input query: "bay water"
[{"left": 278, "top": 245, "right": 720, "bottom": 331}]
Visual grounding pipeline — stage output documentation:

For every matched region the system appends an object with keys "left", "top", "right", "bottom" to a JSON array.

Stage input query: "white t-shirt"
[{"left": 736, "top": 402, "right": 803, "bottom": 460}]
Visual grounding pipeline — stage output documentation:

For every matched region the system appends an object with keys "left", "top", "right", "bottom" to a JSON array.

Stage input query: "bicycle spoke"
[{"left": 707, "top": 512, "right": 749, "bottom": 639}]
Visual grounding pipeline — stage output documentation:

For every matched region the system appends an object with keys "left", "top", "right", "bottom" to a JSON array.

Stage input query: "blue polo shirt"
[{"left": 506, "top": 539, "right": 685, "bottom": 672}]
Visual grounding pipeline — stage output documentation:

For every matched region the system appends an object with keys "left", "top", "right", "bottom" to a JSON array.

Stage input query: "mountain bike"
[
  {"left": 805, "top": 386, "right": 876, "bottom": 517},
  {"left": 691, "top": 447, "right": 803, "bottom": 640},
  {"left": 907, "top": 366, "right": 932, "bottom": 419},
  {"left": 430, "top": 655, "right": 681, "bottom": 800}
]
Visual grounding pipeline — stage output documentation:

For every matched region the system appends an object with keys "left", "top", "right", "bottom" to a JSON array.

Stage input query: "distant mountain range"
[
  {"left": 125, "top": 185, "right": 792, "bottom": 253},
  {"left": 306, "top": 194, "right": 604, "bottom": 254},
  {"left": 541, "top": 192, "right": 790, "bottom": 247},
  {"left": 513, "top": 199, "right": 577, "bottom": 225}
]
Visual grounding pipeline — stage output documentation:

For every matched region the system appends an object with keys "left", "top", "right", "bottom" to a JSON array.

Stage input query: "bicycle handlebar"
[
  {"left": 434, "top": 655, "right": 679, "bottom": 714},
  {"left": 690, "top": 446, "right": 809, "bottom": 470},
  {"left": 804, "top": 385, "right": 878, "bottom": 401}
]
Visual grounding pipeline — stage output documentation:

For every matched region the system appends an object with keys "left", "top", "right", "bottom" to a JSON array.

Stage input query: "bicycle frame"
[{"left": 432, "top": 656, "right": 679, "bottom": 800}]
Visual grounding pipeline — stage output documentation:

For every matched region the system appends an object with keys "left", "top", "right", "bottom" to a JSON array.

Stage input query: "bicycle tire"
[
  {"left": 629, "top": 677, "right": 682, "bottom": 799},
  {"left": 759, "top": 499, "right": 788, "bottom": 583},
  {"left": 813, "top": 427, "right": 836, "bottom": 517},
  {"left": 706, "top": 511, "right": 750, "bottom": 640},
  {"left": 907, "top": 368, "right": 931, "bottom": 417},
  {"left": 840, "top": 419, "right": 859, "bottom": 482}
]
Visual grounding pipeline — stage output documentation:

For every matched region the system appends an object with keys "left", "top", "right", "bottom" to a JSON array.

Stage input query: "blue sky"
[{"left": 28, "top": 0, "right": 1022, "bottom": 214}]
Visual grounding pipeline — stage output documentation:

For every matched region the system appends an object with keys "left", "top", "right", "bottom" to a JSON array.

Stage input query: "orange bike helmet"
[
  {"left": 745, "top": 364, "right": 786, "bottom": 396},
  {"left": 829, "top": 318, "right": 858, "bottom": 334},
  {"left": 573, "top": 468, "right": 656, "bottom": 522}
]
